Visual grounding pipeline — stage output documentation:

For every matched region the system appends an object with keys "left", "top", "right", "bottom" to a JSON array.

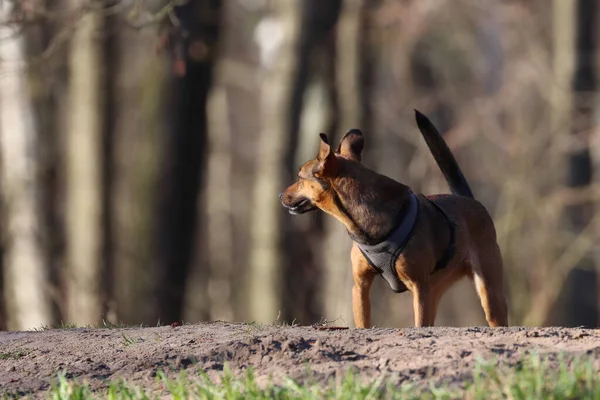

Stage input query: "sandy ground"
[{"left": 1, "top": 322, "right": 599, "bottom": 397}]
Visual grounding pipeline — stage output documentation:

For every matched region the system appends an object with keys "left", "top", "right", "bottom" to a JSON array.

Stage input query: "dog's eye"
[{"left": 313, "top": 177, "right": 330, "bottom": 190}]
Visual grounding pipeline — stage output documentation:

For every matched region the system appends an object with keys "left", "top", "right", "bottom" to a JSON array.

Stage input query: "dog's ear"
[
  {"left": 336, "top": 129, "right": 364, "bottom": 162},
  {"left": 317, "top": 133, "right": 331, "bottom": 160},
  {"left": 315, "top": 133, "right": 337, "bottom": 176}
]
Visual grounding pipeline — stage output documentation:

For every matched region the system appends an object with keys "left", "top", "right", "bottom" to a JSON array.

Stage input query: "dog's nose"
[{"left": 279, "top": 192, "right": 283, "bottom": 200}]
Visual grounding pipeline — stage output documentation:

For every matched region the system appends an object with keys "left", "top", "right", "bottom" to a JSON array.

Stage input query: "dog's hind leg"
[
  {"left": 473, "top": 274, "right": 508, "bottom": 327},
  {"left": 429, "top": 268, "right": 470, "bottom": 327},
  {"left": 470, "top": 245, "right": 509, "bottom": 327}
]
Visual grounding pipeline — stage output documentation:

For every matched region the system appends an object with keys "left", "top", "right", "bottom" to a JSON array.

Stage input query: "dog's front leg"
[
  {"left": 413, "top": 285, "right": 434, "bottom": 327},
  {"left": 352, "top": 278, "right": 373, "bottom": 328},
  {"left": 351, "top": 245, "right": 375, "bottom": 328}
]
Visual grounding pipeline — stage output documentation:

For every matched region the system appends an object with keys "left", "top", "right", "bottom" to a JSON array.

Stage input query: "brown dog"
[{"left": 280, "top": 110, "right": 508, "bottom": 328}]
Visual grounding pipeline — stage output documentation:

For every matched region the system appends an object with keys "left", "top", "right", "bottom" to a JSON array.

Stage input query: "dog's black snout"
[{"left": 279, "top": 192, "right": 283, "bottom": 200}]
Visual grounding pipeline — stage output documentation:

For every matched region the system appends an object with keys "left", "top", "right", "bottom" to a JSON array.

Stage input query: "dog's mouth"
[{"left": 283, "top": 198, "right": 317, "bottom": 215}]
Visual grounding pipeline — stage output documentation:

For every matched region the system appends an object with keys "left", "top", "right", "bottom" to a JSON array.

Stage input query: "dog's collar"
[{"left": 356, "top": 192, "right": 419, "bottom": 292}]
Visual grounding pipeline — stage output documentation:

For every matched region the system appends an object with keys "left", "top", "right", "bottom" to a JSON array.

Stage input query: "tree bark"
[
  {"left": 64, "top": 0, "right": 105, "bottom": 325},
  {"left": 249, "top": 1, "right": 302, "bottom": 324},
  {"left": 552, "top": 0, "right": 599, "bottom": 327},
  {"left": 24, "top": 0, "right": 68, "bottom": 325},
  {"left": 0, "top": 0, "right": 52, "bottom": 330},
  {"left": 249, "top": 0, "right": 340, "bottom": 325},
  {"left": 203, "top": 85, "right": 234, "bottom": 321},
  {"left": 151, "top": 0, "right": 222, "bottom": 324},
  {"left": 109, "top": 13, "right": 168, "bottom": 325},
  {"left": 323, "top": 0, "right": 370, "bottom": 325},
  {"left": 550, "top": 0, "right": 575, "bottom": 137},
  {"left": 281, "top": 0, "right": 341, "bottom": 324}
]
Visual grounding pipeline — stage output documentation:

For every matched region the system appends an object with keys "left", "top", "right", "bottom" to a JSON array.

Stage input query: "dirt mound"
[{"left": 1, "top": 322, "right": 599, "bottom": 397}]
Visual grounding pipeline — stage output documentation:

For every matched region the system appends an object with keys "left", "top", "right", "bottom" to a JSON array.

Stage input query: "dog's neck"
[{"left": 327, "top": 164, "right": 412, "bottom": 245}]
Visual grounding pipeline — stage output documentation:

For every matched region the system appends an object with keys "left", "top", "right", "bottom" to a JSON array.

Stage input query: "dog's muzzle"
[{"left": 279, "top": 193, "right": 316, "bottom": 215}]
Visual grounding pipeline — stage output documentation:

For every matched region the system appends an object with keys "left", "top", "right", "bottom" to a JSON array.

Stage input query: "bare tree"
[
  {"left": 281, "top": 0, "right": 341, "bottom": 324},
  {"left": 110, "top": 14, "right": 168, "bottom": 325},
  {"left": 151, "top": 0, "right": 223, "bottom": 324},
  {"left": 25, "top": 0, "right": 69, "bottom": 326},
  {"left": 0, "top": 0, "right": 52, "bottom": 330},
  {"left": 202, "top": 84, "right": 234, "bottom": 321},
  {"left": 249, "top": 0, "right": 341, "bottom": 325},
  {"left": 205, "top": 1, "right": 263, "bottom": 323},
  {"left": 64, "top": 0, "right": 105, "bottom": 325},
  {"left": 323, "top": 0, "right": 370, "bottom": 325},
  {"left": 248, "top": 2, "right": 300, "bottom": 323},
  {"left": 550, "top": 0, "right": 575, "bottom": 136},
  {"left": 552, "top": 0, "right": 599, "bottom": 327}
]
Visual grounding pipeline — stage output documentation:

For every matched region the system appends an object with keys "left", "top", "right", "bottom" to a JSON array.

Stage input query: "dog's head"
[{"left": 279, "top": 129, "right": 364, "bottom": 215}]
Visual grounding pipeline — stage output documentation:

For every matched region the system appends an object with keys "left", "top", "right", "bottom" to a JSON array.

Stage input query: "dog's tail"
[{"left": 414, "top": 109, "right": 474, "bottom": 199}]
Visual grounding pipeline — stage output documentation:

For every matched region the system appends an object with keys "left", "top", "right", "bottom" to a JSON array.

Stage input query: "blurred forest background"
[{"left": 0, "top": 0, "right": 599, "bottom": 331}]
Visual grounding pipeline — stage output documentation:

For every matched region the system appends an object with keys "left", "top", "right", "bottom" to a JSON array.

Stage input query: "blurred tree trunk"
[
  {"left": 550, "top": 0, "right": 575, "bottom": 136},
  {"left": 551, "top": 0, "right": 599, "bottom": 327},
  {"left": 336, "top": 0, "right": 372, "bottom": 132},
  {"left": 249, "top": 0, "right": 340, "bottom": 324},
  {"left": 65, "top": 0, "right": 106, "bottom": 325},
  {"left": 0, "top": 0, "right": 52, "bottom": 330},
  {"left": 210, "top": 1, "right": 262, "bottom": 322},
  {"left": 521, "top": 0, "right": 578, "bottom": 327},
  {"left": 519, "top": 0, "right": 574, "bottom": 326},
  {"left": 100, "top": 8, "right": 117, "bottom": 325},
  {"left": 197, "top": 4, "right": 260, "bottom": 323},
  {"left": 25, "top": 0, "right": 68, "bottom": 325},
  {"left": 110, "top": 15, "right": 168, "bottom": 325},
  {"left": 248, "top": 2, "right": 301, "bottom": 324},
  {"left": 151, "top": 0, "right": 222, "bottom": 324},
  {"left": 323, "top": 0, "right": 370, "bottom": 325},
  {"left": 203, "top": 85, "right": 234, "bottom": 321},
  {"left": 282, "top": 0, "right": 341, "bottom": 324}
]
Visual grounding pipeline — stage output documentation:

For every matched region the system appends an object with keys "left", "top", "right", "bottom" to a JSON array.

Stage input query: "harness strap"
[
  {"left": 357, "top": 192, "right": 418, "bottom": 293},
  {"left": 427, "top": 198, "right": 457, "bottom": 272},
  {"left": 358, "top": 194, "right": 457, "bottom": 293}
]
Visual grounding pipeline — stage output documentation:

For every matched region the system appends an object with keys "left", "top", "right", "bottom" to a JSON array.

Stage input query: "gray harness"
[{"left": 357, "top": 192, "right": 457, "bottom": 293}]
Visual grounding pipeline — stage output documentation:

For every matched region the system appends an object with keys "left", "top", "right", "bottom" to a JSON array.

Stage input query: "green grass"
[
  {"left": 0, "top": 348, "right": 31, "bottom": 360},
  {"left": 466, "top": 353, "right": 600, "bottom": 400},
  {"left": 42, "top": 368, "right": 412, "bottom": 400},
  {"left": 32, "top": 322, "right": 83, "bottom": 331},
  {"left": 30, "top": 319, "right": 162, "bottom": 332},
  {"left": 101, "top": 319, "right": 157, "bottom": 330},
  {"left": 2, "top": 353, "right": 599, "bottom": 399},
  {"left": 121, "top": 333, "right": 143, "bottom": 347}
]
